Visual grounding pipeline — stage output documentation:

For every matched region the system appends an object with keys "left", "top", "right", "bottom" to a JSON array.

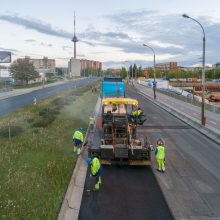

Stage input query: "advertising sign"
[{"left": 0, "top": 51, "right": 11, "bottom": 63}]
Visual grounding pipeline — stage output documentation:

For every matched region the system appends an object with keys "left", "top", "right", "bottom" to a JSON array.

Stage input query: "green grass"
[{"left": 0, "top": 83, "right": 98, "bottom": 220}]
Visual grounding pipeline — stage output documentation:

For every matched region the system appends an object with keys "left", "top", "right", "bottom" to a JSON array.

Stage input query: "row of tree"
[
  {"left": 6, "top": 60, "right": 220, "bottom": 85},
  {"left": 118, "top": 64, "right": 220, "bottom": 80}
]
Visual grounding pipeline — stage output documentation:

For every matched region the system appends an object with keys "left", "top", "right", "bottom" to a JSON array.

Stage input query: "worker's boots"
[
  {"left": 77, "top": 148, "right": 81, "bottom": 155},
  {"left": 74, "top": 146, "right": 77, "bottom": 153},
  {"left": 94, "top": 177, "right": 102, "bottom": 191}
]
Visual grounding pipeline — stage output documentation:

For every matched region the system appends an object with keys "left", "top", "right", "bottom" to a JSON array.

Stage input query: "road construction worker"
[
  {"left": 130, "top": 107, "right": 142, "bottom": 123},
  {"left": 131, "top": 107, "right": 142, "bottom": 117},
  {"left": 86, "top": 155, "right": 103, "bottom": 191},
  {"left": 72, "top": 128, "right": 84, "bottom": 155},
  {"left": 155, "top": 139, "right": 165, "bottom": 172}
]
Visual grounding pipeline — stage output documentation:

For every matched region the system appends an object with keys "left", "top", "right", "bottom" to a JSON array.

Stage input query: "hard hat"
[
  {"left": 157, "top": 139, "right": 164, "bottom": 145},
  {"left": 86, "top": 157, "right": 92, "bottom": 165}
]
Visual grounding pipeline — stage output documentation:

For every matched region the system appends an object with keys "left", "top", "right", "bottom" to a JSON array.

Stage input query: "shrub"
[{"left": 32, "top": 115, "right": 56, "bottom": 127}]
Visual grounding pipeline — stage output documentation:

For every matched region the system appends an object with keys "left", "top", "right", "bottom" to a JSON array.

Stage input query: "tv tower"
[{"left": 72, "top": 12, "right": 78, "bottom": 59}]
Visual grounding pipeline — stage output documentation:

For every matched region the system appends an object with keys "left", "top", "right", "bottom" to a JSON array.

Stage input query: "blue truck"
[{"left": 101, "top": 77, "right": 125, "bottom": 98}]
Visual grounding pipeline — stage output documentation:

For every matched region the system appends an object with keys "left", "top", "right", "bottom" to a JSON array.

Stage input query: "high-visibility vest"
[
  {"left": 132, "top": 110, "right": 138, "bottom": 116},
  {"left": 73, "top": 130, "right": 84, "bottom": 142},
  {"left": 156, "top": 145, "right": 165, "bottom": 160},
  {"left": 91, "top": 157, "right": 101, "bottom": 176},
  {"left": 133, "top": 109, "right": 141, "bottom": 116}
]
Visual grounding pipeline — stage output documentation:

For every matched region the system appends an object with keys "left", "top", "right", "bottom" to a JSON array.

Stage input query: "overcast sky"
[{"left": 0, "top": 0, "right": 220, "bottom": 69}]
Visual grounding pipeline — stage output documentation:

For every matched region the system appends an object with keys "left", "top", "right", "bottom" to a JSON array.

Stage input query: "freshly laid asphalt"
[{"left": 79, "top": 166, "right": 173, "bottom": 220}]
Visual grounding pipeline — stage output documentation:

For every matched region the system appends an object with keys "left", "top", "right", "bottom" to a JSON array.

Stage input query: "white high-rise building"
[{"left": 68, "top": 58, "right": 81, "bottom": 77}]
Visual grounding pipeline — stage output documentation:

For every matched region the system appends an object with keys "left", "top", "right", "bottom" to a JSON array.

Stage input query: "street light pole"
[
  {"left": 182, "top": 14, "right": 206, "bottom": 126},
  {"left": 143, "top": 44, "right": 156, "bottom": 99}
]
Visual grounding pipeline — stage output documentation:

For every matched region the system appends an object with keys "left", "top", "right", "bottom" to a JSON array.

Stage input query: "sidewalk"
[{"left": 134, "top": 82, "right": 220, "bottom": 143}]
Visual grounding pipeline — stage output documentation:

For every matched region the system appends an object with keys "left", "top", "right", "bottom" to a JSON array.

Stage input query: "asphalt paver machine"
[{"left": 88, "top": 97, "right": 151, "bottom": 165}]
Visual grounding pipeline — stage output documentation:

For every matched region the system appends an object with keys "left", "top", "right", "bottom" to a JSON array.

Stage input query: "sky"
[{"left": 0, "top": 0, "right": 220, "bottom": 69}]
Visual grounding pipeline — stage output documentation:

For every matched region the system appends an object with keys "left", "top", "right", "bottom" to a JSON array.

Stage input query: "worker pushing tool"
[
  {"left": 72, "top": 128, "right": 84, "bottom": 155},
  {"left": 155, "top": 139, "right": 166, "bottom": 173},
  {"left": 86, "top": 154, "right": 103, "bottom": 192}
]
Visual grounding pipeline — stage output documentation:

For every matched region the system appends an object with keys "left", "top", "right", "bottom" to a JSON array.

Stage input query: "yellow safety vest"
[
  {"left": 73, "top": 130, "right": 84, "bottom": 142},
  {"left": 156, "top": 145, "right": 165, "bottom": 160},
  {"left": 91, "top": 157, "right": 101, "bottom": 175}
]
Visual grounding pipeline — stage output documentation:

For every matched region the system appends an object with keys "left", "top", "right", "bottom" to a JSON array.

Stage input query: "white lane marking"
[
  {"left": 193, "top": 113, "right": 199, "bottom": 115},
  {"left": 210, "top": 121, "right": 217, "bottom": 125}
]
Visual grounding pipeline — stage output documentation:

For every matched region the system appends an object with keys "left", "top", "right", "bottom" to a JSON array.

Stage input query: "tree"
[
  {"left": 120, "top": 67, "right": 127, "bottom": 79},
  {"left": 137, "top": 66, "right": 143, "bottom": 77},
  {"left": 56, "top": 68, "right": 63, "bottom": 76},
  {"left": 133, "top": 63, "right": 138, "bottom": 79},
  {"left": 10, "top": 59, "right": 39, "bottom": 85}
]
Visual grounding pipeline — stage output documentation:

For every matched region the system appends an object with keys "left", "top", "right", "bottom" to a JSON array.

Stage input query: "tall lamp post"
[
  {"left": 143, "top": 44, "right": 156, "bottom": 99},
  {"left": 182, "top": 14, "right": 206, "bottom": 126}
]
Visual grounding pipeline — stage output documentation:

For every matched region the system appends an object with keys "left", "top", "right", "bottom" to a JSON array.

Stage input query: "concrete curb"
[
  {"left": 137, "top": 89, "right": 220, "bottom": 145},
  {"left": 57, "top": 97, "right": 101, "bottom": 220},
  {"left": 57, "top": 153, "right": 88, "bottom": 220}
]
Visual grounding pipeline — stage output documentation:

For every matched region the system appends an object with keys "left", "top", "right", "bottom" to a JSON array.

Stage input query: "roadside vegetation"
[{"left": 0, "top": 83, "right": 99, "bottom": 219}]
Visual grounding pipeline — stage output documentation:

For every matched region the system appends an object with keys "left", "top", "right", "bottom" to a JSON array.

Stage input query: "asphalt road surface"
[
  {"left": 79, "top": 86, "right": 220, "bottom": 219},
  {"left": 0, "top": 78, "right": 98, "bottom": 116},
  {"left": 127, "top": 86, "right": 220, "bottom": 219},
  {"left": 79, "top": 166, "right": 173, "bottom": 220},
  {"left": 78, "top": 86, "right": 175, "bottom": 220}
]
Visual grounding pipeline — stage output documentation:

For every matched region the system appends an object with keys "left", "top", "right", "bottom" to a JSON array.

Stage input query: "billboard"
[{"left": 0, "top": 51, "right": 11, "bottom": 63}]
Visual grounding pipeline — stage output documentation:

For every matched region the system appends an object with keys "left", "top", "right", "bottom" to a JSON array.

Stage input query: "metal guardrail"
[{"left": 158, "top": 89, "right": 220, "bottom": 114}]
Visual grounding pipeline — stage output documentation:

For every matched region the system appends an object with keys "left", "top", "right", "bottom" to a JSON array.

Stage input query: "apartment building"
[
  {"left": 155, "top": 62, "right": 178, "bottom": 71},
  {"left": 19, "top": 56, "right": 56, "bottom": 73},
  {"left": 80, "top": 59, "right": 102, "bottom": 71}
]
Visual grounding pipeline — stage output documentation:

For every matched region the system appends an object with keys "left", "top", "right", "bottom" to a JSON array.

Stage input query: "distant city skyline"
[{"left": 0, "top": 0, "right": 220, "bottom": 69}]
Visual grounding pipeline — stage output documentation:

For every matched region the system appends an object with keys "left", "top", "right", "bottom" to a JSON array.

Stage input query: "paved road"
[
  {"left": 136, "top": 82, "right": 220, "bottom": 133},
  {"left": 79, "top": 86, "right": 220, "bottom": 220},
  {"left": 0, "top": 78, "right": 98, "bottom": 116},
  {"left": 127, "top": 87, "right": 220, "bottom": 219},
  {"left": 79, "top": 166, "right": 173, "bottom": 220}
]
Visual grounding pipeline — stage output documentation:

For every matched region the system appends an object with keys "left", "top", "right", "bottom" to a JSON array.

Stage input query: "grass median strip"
[{"left": 0, "top": 84, "right": 99, "bottom": 220}]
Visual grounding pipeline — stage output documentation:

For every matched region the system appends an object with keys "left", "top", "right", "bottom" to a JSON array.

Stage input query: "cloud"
[
  {"left": 25, "top": 39, "right": 36, "bottom": 42},
  {"left": 62, "top": 45, "right": 73, "bottom": 51},
  {"left": 0, "top": 47, "right": 18, "bottom": 55},
  {"left": 105, "top": 9, "right": 220, "bottom": 66},
  {"left": 1, "top": 11, "right": 220, "bottom": 67},
  {"left": 0, "top": 14, "right": 72, "bottom": 39},
  {"left": 40, "top": 42, "right": 53, "bottom": 47}
]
